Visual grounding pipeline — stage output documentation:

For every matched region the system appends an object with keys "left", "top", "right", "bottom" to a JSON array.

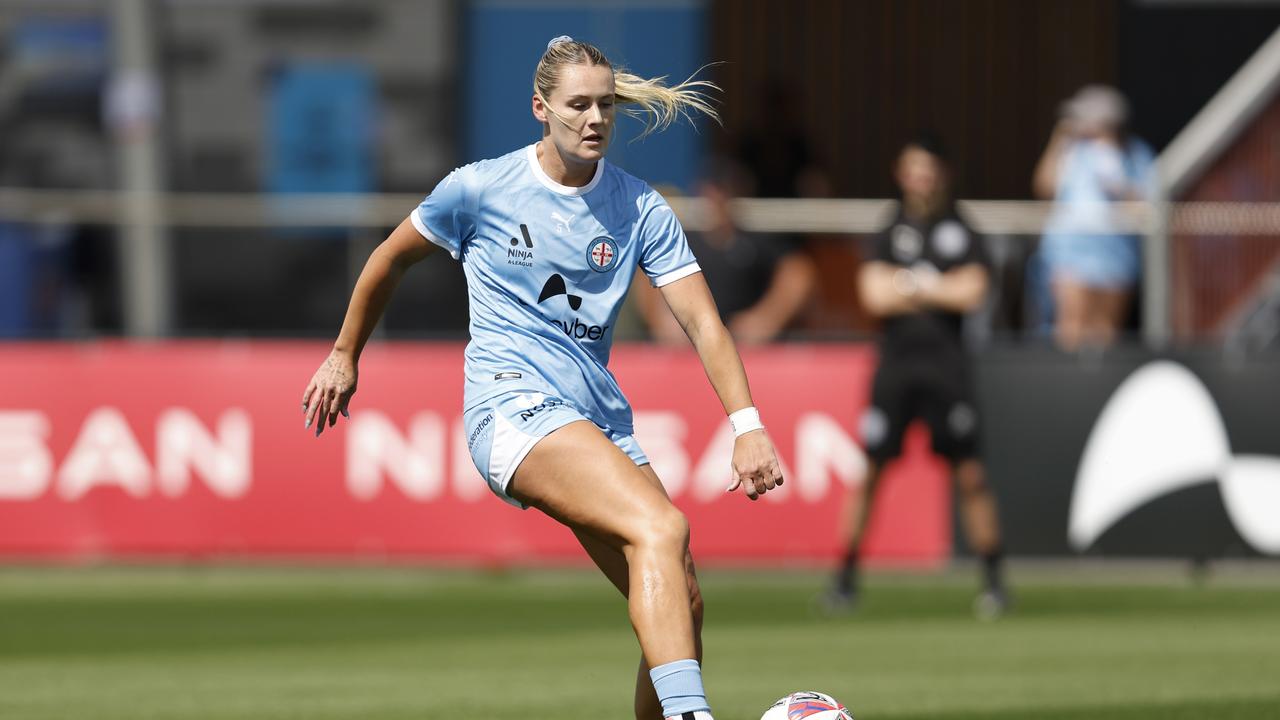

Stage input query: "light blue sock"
[{"left": 649, "top": 658, "right": 711, "bottom": 717}]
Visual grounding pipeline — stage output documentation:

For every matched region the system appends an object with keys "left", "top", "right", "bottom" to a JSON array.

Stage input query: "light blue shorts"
[
  {"left": 462, "top": 390, "right": 649, "bottom": 509},
  {"left": 1041, "top": 233, "right": 1141, "bottom": 289}
]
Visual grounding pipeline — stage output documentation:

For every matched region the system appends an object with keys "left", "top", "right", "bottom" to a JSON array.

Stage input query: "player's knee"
[{"left": 632, "top": 504, "right": 689, "bottom": 554}]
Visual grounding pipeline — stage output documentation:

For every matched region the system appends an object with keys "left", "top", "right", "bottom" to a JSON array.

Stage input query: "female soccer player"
[{"left": 301, "top": 37, "right": 783, "bottom": 720}]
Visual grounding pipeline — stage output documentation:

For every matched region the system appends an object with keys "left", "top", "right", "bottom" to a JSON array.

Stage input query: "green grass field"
[{"left": 2, "top": 565, "right": 1279, "bottom": 719}]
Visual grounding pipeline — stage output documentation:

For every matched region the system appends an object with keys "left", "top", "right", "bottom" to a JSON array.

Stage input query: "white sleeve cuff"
[
  {"left": 651, "top": 262, "right": 701, "bottom": 288},
  {"left": 409, "top": 210, "right": 459, "bottom": 260}
]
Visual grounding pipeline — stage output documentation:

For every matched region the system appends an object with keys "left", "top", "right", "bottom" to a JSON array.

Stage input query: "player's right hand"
[{"left": 302, "top": 348, "right": 358, "bottom": 438}]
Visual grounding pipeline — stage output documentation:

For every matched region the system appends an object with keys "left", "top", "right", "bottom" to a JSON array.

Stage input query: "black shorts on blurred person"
[
  {"left": 860, "top": 207, "right": 988, "bottom": 463},
  {"left": 863, "top": 353, "right": 978, "bottom": 464}
]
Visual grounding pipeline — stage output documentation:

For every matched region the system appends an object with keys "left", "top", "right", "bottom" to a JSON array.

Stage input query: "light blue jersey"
[
  {"left": 1041, "top": 138, "right": 1156, "bottom": 288},
  {"left": 411, "top": 144, "right": 700, "bottom": 435}
]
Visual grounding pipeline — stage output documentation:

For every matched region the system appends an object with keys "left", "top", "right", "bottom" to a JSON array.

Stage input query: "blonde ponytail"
[
  {"left": 613, "top": 67, "right": 721, "bottom": 138},
  {"left": 534, "top": 37, "right": 720, "bottom": 139}
]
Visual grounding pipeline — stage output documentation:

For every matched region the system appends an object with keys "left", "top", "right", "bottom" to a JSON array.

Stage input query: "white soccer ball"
[{"left": 760, "top": 691, "right": 855, "bottom": 720}]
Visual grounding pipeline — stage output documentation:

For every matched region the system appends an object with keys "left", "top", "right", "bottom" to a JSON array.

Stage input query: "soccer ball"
[{"left": 760, "top": 691, "right": 854, "bottom": 720}]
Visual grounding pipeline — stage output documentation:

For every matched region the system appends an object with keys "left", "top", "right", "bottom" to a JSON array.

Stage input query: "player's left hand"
[{"left": 727, "top": 429, "right": 784, "bottom": 501}]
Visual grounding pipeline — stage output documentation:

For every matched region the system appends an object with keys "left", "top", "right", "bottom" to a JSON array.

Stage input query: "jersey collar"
[{"left": 525, "top": 144, "right": 606, "bottom": 197}]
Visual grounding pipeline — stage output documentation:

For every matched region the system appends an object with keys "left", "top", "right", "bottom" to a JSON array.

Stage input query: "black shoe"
[
  {"left": 817, "top": 585, "right": 860, "bottom": 616},
  {"left": 973, "top": 587, "right": 1011, "bottom": 621}
]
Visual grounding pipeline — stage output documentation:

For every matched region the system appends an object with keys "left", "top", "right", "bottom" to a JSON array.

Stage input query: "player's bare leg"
[
  {"left": 509, "top": 422, "right": 704, "bottom": 714},
  {"left": 571, "top": 465, "right": 703, "bottom": 720},
  {"left": 1085, "top": 286, "right": 1131, "bottom": 348},
  {"left": 1052, "top": 278, "right": 1088, "bottom": 350},
  {"left": 826, "top": 461, "right": 884, "bottom": 611},
  {"left": 954, "top": 458, "right": 1010, "bottom": 618},
  {"left": 955, "top": 459, "right": 999, "bottom": 553}
]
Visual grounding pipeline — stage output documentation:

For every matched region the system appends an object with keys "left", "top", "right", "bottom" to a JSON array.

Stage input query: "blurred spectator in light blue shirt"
[{"left": 1032, "top": 85, "right": 1156, "bottom": 351}]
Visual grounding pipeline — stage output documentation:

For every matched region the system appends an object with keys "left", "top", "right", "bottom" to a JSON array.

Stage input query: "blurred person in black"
[
  {"left": 636, "top": 160, "right": 816, "bottom": 345},
  {"left": 826, "top": 135, "right": 1008, "bottom": 618}
]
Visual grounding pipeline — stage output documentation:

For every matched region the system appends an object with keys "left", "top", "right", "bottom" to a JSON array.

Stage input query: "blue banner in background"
[
  {"left": 464, "top": 0, "right": 708, "bottom": 192},
  {"left": 268, "top": 64, "right": 376, "bottom": 194},
  {"left": 0, "top": 225, "right": 33, "bottom": 337},
  {"left": 12, "top": 17, "right": 107, "bottom": 96}
]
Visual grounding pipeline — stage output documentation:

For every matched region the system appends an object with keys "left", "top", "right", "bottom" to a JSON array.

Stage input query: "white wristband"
[{"left": 729, "top": 407, "right": 764, "bottom": 437}]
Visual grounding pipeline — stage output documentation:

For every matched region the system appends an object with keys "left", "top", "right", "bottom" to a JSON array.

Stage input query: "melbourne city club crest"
[{"left": 586, "top": 236, "right": 619, "bottom": 273}]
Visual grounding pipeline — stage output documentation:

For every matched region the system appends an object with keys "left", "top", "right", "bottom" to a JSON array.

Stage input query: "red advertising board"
[{"left": 0, "top": 342, "right": 949, "bottom": 566}]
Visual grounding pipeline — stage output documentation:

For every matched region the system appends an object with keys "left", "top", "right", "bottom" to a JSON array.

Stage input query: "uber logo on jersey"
[
  {"left": 507, "top": 224, "right": 535, "bottom": 268},
  {"left": 586, "top": 236, "right": 619, "bottom": 273},
  {"left": 891, "top": 225, "right": 923, "bottom": 262},
  {"left": 535, "top": 273, "right": 610, "bottom": 341},
  {"left": 537, "top": 274, "right": 582, "bottom": 310},
  {"left": 932, "top": 220, "right": 970, "bottom": 259}
]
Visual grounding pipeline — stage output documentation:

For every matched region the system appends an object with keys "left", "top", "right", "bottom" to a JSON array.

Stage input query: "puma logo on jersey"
[{"left": 551, "top": 212, "right": 575, "bottom": 234}]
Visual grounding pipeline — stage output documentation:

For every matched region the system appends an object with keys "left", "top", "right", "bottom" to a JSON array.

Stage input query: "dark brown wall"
[{"left": 710, "top": 0, "right": 1118, "bottom": 199}]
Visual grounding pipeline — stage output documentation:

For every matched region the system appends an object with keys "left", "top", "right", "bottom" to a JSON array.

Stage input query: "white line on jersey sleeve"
[
  {"left": 651, "top": 262, "right": 702, "bottom": 288},
  {"left": 409, "top": 210, "right": 460, "bottom": 260}
]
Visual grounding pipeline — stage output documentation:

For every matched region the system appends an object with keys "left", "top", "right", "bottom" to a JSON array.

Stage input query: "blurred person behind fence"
[
  {"left": 636, "top": 160, "right": 816, "bottom": 346},
  {"left": 1032, "top": 84, "right": 1156, "bottom": 350},
  {"left": 825, "top": 134, "right": 1009, "bottom": 619}
]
